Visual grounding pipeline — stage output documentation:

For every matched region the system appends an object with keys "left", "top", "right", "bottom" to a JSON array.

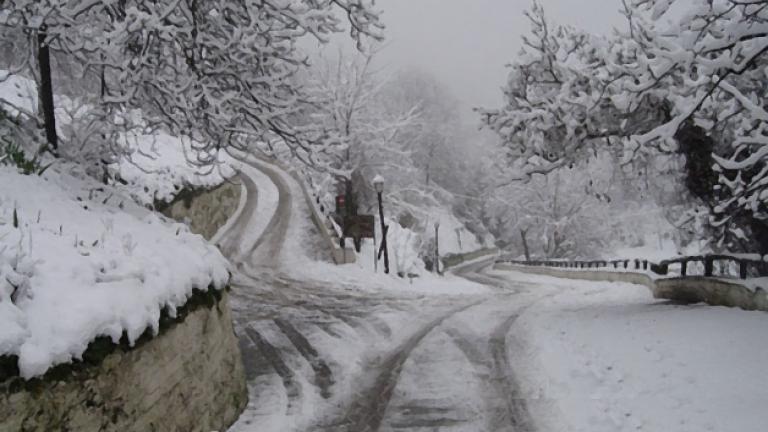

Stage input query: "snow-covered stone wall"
[
  {"left": 0, "top": 289, "right": 247, "bottom": 432},
  {"left": 495, "top": 263, "right": 768, "bottom": 312},
  {"left": 160, "top": 180, "right": 242, "bottom": 241}
]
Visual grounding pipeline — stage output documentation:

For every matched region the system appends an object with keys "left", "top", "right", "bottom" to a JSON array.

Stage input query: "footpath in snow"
[{"left": 494, "top": 269, "right": 768, "bottom": 432}]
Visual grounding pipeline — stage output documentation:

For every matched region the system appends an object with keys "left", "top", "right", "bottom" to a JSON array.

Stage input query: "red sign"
[
  {"left": 344, "top": 215, "right": 375, "bottom": 239},
  {"left": 335, "top": 194, "right": 346, "bottom": 214}
]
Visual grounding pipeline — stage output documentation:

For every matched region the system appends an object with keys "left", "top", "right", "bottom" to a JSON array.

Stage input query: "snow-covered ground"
[
  {"left": 494, "top": 269, "right": 768, "bottom": 432},
  {"left": 226, "top": 157, "right": 495, "bottom": 431},
  {"left": 426, "top": 206, "right": 486, "bottom": 255},
  {"left": 0, "top": 164, "right": 229, "bottom": 378}
]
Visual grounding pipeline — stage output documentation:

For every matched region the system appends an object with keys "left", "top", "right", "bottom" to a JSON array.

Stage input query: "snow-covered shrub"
[{"left": 1, "top": 140, "right": 52, "bottom": 175}]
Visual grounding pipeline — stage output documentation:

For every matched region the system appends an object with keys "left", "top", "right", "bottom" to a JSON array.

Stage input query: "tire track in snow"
[
  {"left": 273, "top": 319, "right": 335, "bottom": 399},
  {"left": 244, "top": 326, "right": 302, "bottom": 411},
  {"left": 215, "top": 171, "right": 258, "bottom": 259},
  {"left": 316, "top": 300, "right": 483, "bottom": 432},
  {"left": 240, "top": 159, "right": 292, "bottom": 268},
  {"left": 487, "top": 310, "right": 537, "bottom": 432},
  {"left": 450, "top": 262, "right": 554, "bottom": 431}
]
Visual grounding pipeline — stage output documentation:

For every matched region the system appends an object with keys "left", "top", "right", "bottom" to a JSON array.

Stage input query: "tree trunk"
[
  {"left": 37, "top": 28, "right": 58, "bottom": 152},
  {"left": 520, "top": 228, "right": 531, "bottom": 261}
]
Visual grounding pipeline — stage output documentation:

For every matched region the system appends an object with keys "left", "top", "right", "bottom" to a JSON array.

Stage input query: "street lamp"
[{"left": 373, "top": 175, "right": 389, "bottom": 274}]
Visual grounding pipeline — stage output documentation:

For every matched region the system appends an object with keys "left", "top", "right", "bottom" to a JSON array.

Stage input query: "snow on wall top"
[
  {"left": 112, "top": 131, "right": 233, "bottom": 206},
  {"left": 0, "top": 165, "right": 229, "bottom": 379}
]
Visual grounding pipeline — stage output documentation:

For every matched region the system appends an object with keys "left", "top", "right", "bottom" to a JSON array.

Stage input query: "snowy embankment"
[
  {"left": 0, "top": 71, "right": 232, "bottom": 208},
  {"left": 281, "top": 182, "right": 490, "bottom": 296},
  {"left": 497, "top": 270, "right": 768, "bottom": 432},
  {"left": 112, "top": 131, "right": 233, "bottom": 206},
  {"left": 0, "top": 165, "right": 229, "bottom": 378}
]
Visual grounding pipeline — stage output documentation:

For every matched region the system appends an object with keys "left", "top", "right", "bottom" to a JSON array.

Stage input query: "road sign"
[
  {"left": 343, "top": 214, "right": 375, "bottom": 239},
  {"left": 335, "top": 194, "right": 346, "bottom": 214}
]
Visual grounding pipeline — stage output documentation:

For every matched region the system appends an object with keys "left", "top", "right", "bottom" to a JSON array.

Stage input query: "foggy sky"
[{"left": 374, "top": 0, "right": 628, "bottom": 123}]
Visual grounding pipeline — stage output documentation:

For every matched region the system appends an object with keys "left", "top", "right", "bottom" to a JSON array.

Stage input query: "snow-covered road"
[{"left": 219, "top": 158, "right": 768, "bottom": 432}]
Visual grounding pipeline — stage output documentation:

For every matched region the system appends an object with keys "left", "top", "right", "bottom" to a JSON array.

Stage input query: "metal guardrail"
[{"left": 497, "top": 254, "right": 768, "bottom": 280}]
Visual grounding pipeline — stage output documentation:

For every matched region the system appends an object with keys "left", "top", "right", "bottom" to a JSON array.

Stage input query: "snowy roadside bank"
[
  {"left": 0, "top": 164, "right": 229, "bottom": 378},
  {"left": 494, "top": 269, "right": 768, "bottom": 432}
]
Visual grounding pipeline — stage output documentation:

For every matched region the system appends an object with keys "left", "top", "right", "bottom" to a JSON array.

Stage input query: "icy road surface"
[{"left": 219, "top": 158, "right": 768, "bottom": 432}]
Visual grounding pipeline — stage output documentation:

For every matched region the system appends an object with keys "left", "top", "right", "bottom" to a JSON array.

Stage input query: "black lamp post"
[{"left": 373, "top": 175, "right": 389, "bottom": 274}]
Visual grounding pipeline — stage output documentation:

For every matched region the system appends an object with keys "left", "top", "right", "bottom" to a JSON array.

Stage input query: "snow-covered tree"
[
  {"left": 0, "top": 0, "right": 384, "bottom": 176},
  {"left": 481, "top": 1, "right": 768, "bottom": 253},
  {"left": 478, "top": 2, "right": 670, "bottom": 185},
  {"left": 614, "top": 0, "right": 768, "bottom": 251},
  {"left": 299, "top": 50, "right": 437, "bottom": 221},
  {"left": 484, "top": 152, "right": 631, "bottom": 259}
]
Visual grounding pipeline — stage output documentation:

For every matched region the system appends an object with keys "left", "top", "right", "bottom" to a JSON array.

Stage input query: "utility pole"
[{"left": 434, "top": 221, "right": 440, "bottom": 275}]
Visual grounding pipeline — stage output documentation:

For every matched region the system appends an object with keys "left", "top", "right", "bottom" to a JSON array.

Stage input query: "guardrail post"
[
  {"left": 642, "top": 260, "right": 648, "bottom": 270},
  {"left": 704, "top": 256, "right": 714, "bottom": 277},
  {"left": 740, "top": 260, "right": 748, "bottom": 279},
  {"left": 624, "top": 260, "right": 629, "bottom": 269},
  {"left": 681, "top": 260, "right": 687, "bottom": 276},
  {"left": 650, "top": 262, "right": 668, "bottom": 275},
  {"left": 634, "top": 259, "right": 639, "bottom": 269}
]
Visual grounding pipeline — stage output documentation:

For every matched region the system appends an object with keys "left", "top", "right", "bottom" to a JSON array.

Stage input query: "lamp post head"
[
  {"left": 434, "top": 221, "right": 440, "bottom": 229},
  {"left": 373, "top": 175, "right": 385, "bottom": 194}
]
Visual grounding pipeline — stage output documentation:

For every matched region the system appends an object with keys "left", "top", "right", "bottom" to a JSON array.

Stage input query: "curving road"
[{"left": 218, "top": 158, "right": 548, "bottom": 432}]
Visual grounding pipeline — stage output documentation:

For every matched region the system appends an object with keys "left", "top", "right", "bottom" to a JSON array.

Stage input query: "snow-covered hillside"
[
  {"left": 0, "top": 72, "right": 232, "bottom": 208},
  {"left": 0, "top": 164, "right": 229, "bottom": 378}
]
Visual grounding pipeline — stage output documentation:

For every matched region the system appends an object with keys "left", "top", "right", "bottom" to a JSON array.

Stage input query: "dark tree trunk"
[
  {"left": 520, "top": 228, "right": 531, "bottom": 261},
  {"left": 675, "top": 123, "right": 717, "bottom": 206},
  {"left": 676, "top": 122, "right": 768, "bottom": 254},
  {"left": 37, "top": 29, "right": 58, "bottom": 152}
]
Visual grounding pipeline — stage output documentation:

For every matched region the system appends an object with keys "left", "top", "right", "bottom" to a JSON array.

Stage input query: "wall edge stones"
[
  {"left": 494, "top": 263, "right": 768, "bottom": 312},
  {"left": 1, "top": 287, "right": 248, "bottom": 432}
]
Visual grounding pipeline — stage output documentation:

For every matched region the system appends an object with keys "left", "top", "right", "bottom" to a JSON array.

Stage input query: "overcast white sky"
[{"left": 371, "top": 0, "right": 628, "bottom": 123}]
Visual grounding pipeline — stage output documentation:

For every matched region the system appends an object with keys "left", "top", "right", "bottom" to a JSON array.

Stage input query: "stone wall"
[
  {"left": 0, "top": 289, "right": 247, "bottom": 432},
  {"left": 495, "top": 263, "right": 768, "bottom": 312},
  {"left": 161, "top": 181, "right": 242, "bottom": 241},
  {"left": 655, "top": 277, "right": 768, "bottom": 311},
  {"left": 443, "top": 248, "right": 499, "bottom": 270}
]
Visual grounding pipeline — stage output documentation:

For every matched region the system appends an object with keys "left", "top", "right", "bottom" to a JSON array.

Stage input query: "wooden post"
[
  {"left": 434, "top": 222, "right": 440, "bottom": 275},
  {"left": 681, "top": 260, "right": 687, "bottom": 276},
  {"left": 643, "top": 260, "right": 648, "bottom": 270},
  {"left": 739, "top": 260, "right": 748, "bottom": 279},
  {"left": 704, "top": 256, "right": 713, "bottom": 277}
]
